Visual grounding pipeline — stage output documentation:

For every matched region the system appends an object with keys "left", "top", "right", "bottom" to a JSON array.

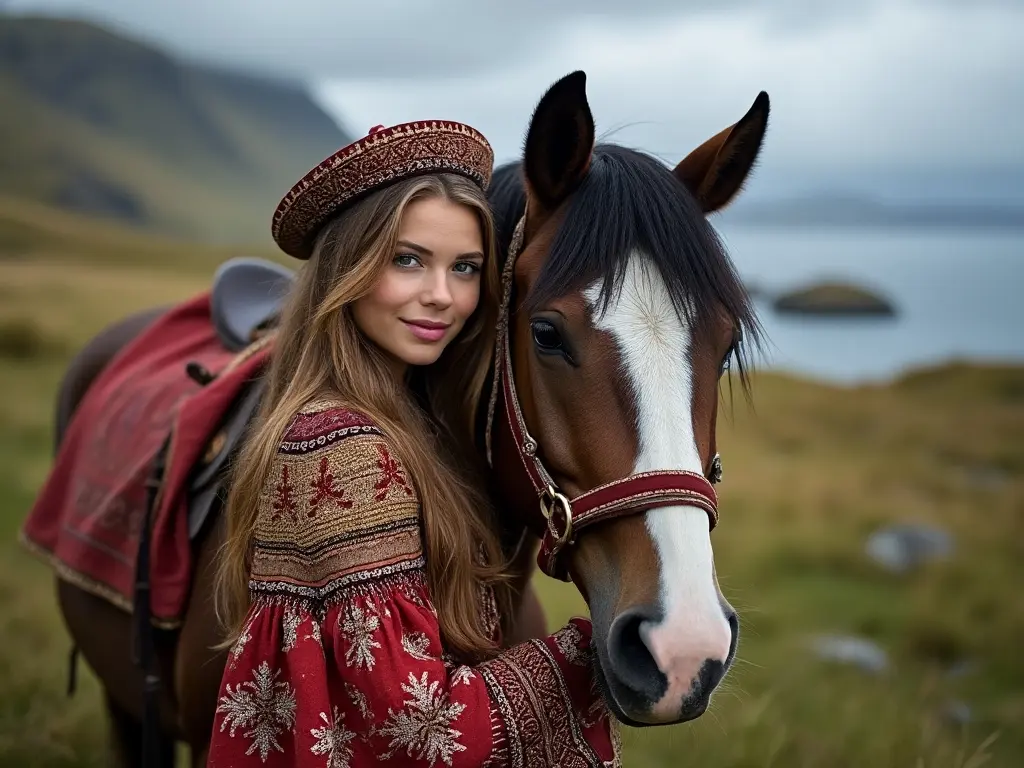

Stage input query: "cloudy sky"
[{"left": 9, "top": 0, "right": 1024, "bottom": 203}]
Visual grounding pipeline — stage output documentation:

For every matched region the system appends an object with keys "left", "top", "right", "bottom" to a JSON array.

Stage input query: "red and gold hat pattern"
[{"left": 271, "top": 120, "right": 494, "bottom": 259}]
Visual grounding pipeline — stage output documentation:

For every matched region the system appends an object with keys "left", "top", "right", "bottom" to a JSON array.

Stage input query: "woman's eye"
[
  {"left": 394, "top": 253, "right": 420, "bottom": 268},
  {"left": 453, "top": 261, "right": 481, "bottom": 275}
]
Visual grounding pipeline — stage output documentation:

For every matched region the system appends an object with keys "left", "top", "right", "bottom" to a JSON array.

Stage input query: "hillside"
[{"left": 0, "top": 15, "right": 352, "bottom": 245}]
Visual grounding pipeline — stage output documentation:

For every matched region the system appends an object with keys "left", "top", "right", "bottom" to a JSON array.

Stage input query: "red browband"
[{"left": 487, "top": 218, "right": 721, "bottom": 582}]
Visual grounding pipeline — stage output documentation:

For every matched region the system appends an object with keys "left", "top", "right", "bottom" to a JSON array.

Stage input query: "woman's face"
[{"left": 352, "top": 195, "right": 485, "bottom": 373}]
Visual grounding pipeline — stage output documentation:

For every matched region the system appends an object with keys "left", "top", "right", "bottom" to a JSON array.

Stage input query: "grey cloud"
[
  {"left": 9, "top": 0, "right": 711, "bottom": 79},
  {"left": 309, "top": 2, "right": 1024, "bottom": 198},
  {"left": 5, "top": 0, "right": 988, "bottom": 80},
  {"left": 6, "top": 0, "right": 1023, "bottom": 197}
]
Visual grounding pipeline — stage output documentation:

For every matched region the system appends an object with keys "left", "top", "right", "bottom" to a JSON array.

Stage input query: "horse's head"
[{"left": 488, "top": 71, "right": 768, "bottom": 727}]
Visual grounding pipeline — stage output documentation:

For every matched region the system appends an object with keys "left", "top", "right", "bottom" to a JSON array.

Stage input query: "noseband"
[{"left": 486, "top": 217, "right": 722, "bottom": 582}]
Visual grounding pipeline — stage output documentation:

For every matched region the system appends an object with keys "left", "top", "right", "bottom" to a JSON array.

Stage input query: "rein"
[{"left": 486, "top": 216, "right": 722, "bottom": 582}]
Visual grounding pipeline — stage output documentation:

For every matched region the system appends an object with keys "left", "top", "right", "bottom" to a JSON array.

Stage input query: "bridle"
[{"left": 486, "top": 216, "right": 723, "bottom": 582}]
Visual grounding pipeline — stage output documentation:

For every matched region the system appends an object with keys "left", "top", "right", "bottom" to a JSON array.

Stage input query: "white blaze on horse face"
[{"left": 585, "top": 253, "right": 732, "bottom": 717}]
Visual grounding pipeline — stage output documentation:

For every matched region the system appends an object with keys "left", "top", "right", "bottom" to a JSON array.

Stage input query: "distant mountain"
[
  {"left": 718, "top": 191, "right": 1024, "bottom": 229},
  {"left": 0, "top": 15, "right": 352, "bottom": 244}
]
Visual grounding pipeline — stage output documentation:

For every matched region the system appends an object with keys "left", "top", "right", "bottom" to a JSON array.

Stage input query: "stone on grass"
[
  {"left": 865, "top": 523, "right": 954, "bottom": 573},
  {"left": 811, "top": 635, "right": 890, "bottom": 674}
]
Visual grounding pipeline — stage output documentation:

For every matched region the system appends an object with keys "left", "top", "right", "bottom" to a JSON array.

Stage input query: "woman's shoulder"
[
  {"left": 264, "top": 397, "right": 418, "bottom": 514},
  {"left": 270, "top": 398, "right": 418, "bottom": 517},
  {"left": 248, "top": 397, "right": 424, "bottom": 598}
]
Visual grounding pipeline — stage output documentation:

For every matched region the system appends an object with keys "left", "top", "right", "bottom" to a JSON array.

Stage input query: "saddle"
[
  {"left": 186, "top": 257, "right": 295, "bottom": 539},
  {"left": 209, "top": 256, "right": 295, "bottom": 352}
]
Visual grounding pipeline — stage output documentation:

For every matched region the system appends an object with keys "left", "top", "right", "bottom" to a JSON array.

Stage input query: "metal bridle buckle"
[
  {"left": 709, "top": 453, "right": 723, "bottom": 485},
  {"left": 540, "top": 484, "right": 573, "bottom": 548}
]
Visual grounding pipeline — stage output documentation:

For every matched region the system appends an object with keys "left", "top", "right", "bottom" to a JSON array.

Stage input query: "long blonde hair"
[{"left": 215, "top": 173, "right": 511, "bottom": 662}]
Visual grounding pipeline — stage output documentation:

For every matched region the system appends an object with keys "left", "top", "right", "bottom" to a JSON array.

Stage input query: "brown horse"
[{"left": 47, "top": 70, "right": 768, "bottom": 765}]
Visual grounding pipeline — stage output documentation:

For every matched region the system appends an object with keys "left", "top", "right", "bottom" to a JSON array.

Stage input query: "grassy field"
[{"left": 1, "top": 200, "right": 1021, "bottom": 766}]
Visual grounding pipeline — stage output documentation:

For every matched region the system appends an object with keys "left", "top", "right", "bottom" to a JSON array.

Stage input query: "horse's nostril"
[
  {"left": 698, "top": 658, "right": 724, "bottom": 697},
  {"left": 678, "top": 658, "right": 725, "bottom": 719},
  {"left": 725, "top": 610, "right": 739, "bottom": 666},
  {"left": 606, "top": 605, "right": 666, "bottom": 701}
]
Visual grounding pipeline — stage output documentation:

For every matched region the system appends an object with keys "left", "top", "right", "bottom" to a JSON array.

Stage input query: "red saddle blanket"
[{"left": 21, "top": 291, "right": 272, "bottom": 627}]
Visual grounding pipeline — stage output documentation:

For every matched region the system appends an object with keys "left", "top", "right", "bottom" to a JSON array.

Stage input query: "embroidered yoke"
[{"left": 208, "top": 402, "right": 620, "bottom": 767}]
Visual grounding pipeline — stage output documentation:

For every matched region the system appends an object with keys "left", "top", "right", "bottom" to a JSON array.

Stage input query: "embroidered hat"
[{"left": 271, "top": 121, "right": 495, "bottom": 259}]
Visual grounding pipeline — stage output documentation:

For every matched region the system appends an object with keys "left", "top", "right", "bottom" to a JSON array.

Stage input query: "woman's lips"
[{"left": 401, "top": 319, "right": 450, "bottom": 342}]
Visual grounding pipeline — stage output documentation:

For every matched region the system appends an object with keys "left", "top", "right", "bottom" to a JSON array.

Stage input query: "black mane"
[
  {"left": 487, "top": 144, "right": 762, "bottom": 382},
  {"left": 487, "top": 160, "right": 529, "bottom": 269}
]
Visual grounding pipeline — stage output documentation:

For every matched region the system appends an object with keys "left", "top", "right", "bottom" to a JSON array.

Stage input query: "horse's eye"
[
  {"left": 720, "top": 339, "right": 740, "bottom": 377},
  {"left": 531, "top": 320, "right": 563, "bottom": 352}
]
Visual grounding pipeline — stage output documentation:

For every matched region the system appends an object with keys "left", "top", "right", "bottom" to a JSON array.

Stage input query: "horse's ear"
[
  {"left": 674, "top": 91, "right": 770, "bottom": 213},
  {"left": 523, "top": 71, "right": 595, "bottom": 227}
]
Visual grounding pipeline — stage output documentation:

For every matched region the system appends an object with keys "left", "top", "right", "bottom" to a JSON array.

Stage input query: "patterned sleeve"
[{"left": 207, "top": 403, "right": 620, "bottom": 768}]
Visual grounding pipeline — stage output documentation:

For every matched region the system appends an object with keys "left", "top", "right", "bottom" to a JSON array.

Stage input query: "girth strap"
[{"left": 133, "top": 431, "right": 171, "bottom": 768}]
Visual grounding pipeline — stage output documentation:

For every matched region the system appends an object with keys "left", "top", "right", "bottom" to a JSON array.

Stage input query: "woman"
[{"left": 209, "top": 122, "right": 619, "bottom": 766}]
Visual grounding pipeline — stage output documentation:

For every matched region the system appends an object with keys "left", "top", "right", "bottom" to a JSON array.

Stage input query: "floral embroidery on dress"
[
  {"left": 378, "top": 671, "right": 468, "bottom": 766},
  {"left": 271, "top": 465, "right": 298, "bottom": 524},
  {"left": 401, "top": 631, "right": 434, "bottom": 661},
  {"left": 477, "top": 582, "right": 500, "bottom": 642},
  {"left": 373, "top": 443, "right": 413, "bottom": 500},
  {"left": 282, "top": 606, "right": 303, "bottom": 652},
  {"left": 230, "top": 608, "right": 260, "bottom": 669},
  {"left": 554, "top": 622, "right": 589, "bottom": 666},
  {"left": 310, "top": 706, "right": 356, "bottom": 768},
  {"left": 216, "top": 661, "right": 298, "bottom": 762},
  {"left": 582, "top": 676, "right": 613, "bottom": 730},
  {"left": 448, "top": 666, "right": 474, "bottom": 687},
  {"left": 581, "top": 698, "right": 611, "bottom": 730},
  {"left": 402, "top": 584, "right": 435, "bottom": 615},
  {"left": 308, "top": 618, "right": 323, "bottom": 646},
  {"left": 343, "top": 682, "right": 373, "bottom": 724},
  {"left": 340, "top": 603, "right": 381, "bottom": 670},
  {"left": 309, "top": 456, "right": 354, "bottom": 517}
]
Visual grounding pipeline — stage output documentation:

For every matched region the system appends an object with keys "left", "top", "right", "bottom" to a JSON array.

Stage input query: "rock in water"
[{"left": 773, "top": 281, "right": 897, "bottom": 317}]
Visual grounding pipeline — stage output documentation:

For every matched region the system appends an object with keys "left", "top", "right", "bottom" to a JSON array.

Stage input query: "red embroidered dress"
[{"left": 208, "top": 402, "right": 620, "bottom": 767}]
